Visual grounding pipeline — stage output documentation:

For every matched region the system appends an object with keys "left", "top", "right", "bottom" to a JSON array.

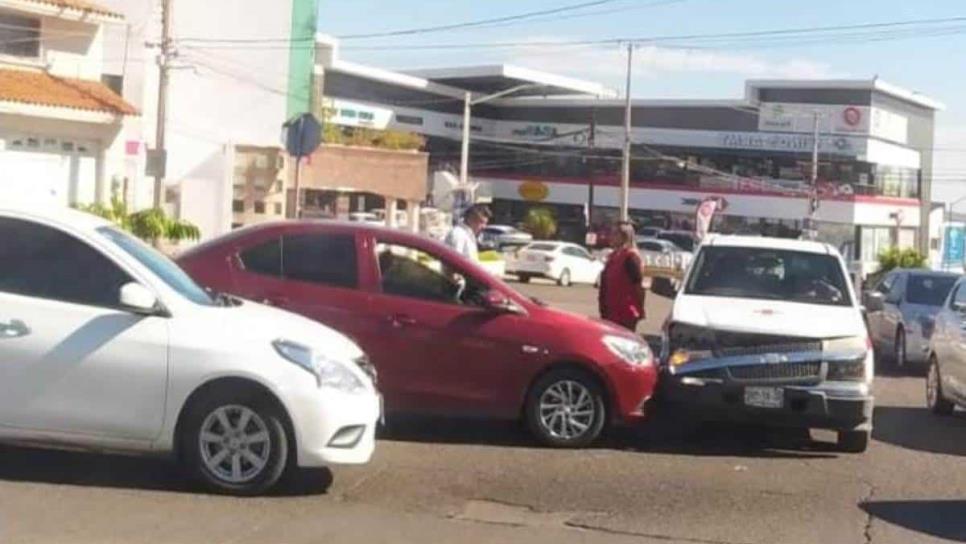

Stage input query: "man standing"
[
  {"left": 598, "top": 221, "right": 645, "bottom": 331},
  {"left": 444, "top": 204, "right": 491, "bottom": 261}
]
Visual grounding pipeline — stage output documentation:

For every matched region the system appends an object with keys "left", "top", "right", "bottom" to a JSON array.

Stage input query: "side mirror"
[
  {"left": 120, "top": 282, "right": 161, "bottom": 315},
  {"left": 865, "top": 292, "right": 885, "bottom": 313},
  {"left": 482, "top": 290, "right": 519, "bottom": 314}
]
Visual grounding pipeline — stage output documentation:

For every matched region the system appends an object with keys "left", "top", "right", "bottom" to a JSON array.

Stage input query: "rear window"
[
  {"left": 685, "top": 246, "right": 852, "bottom": 307},
  {"left": 906, "top": 275, "right": 957, "bottom": 306},
  {"left": 526, "top": 243, "right": 559, "bottom": 252}
]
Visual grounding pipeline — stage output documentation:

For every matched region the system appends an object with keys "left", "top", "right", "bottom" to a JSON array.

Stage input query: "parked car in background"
[
  {"left": 638, "top": 226, "right": 664, "bottom": 238},
  {"left": 479, "top": 225, "right": 533, "bottom": 251},
  {"left": 926, "top": 277, "right": 966, "bottom": 415},
  {"left": 0, "top": 206, "right": 380, "bottom": 495},
  {"left": 637, "top": 237, "right": 694, "bottom": 294},
  {"left": 662, "top": 236, "right": 874, "bottom": 452},
  {"left": 508, "top": 241, "right": 604, "bottom": 287},
  {"left": 177, "top": 222, "right": 657, "bottom": 447},
  {"left": 658, "top": 230, "right": 699, "bottom": 252},
  {"left": 864, "top": 269, "right": 959, "bottom": 370},
  {"left": 348, "top": 212, "right": 383, "bottom": 226}
]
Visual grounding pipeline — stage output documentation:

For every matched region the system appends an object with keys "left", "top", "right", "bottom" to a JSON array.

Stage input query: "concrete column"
[
  {"left": 408, "top": 201, "right": 421, "bottom": 234},
  {"left": 386, "top": 198, "right": 398, "bottom": 228}
]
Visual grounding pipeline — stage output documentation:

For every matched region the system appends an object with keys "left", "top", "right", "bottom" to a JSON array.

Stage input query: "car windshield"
[
  {"left": 97, "top": 227, "right": 216, "bottom": 306},
  {"left": 685, "top": 246, "right": 852, "bottom": 307},
  {"left": 526, "top": 243, "right": 559, "bottom": 252},
  {"left": 906, "top": 274, "right": 957, "bottom": 306}
]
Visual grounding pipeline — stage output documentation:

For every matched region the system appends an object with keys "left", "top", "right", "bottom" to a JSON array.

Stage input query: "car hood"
[
  {"left": 673, "top": 294, "right": 866, "bottom": 338},
  {"left": 532, "top": 302, "right": 637, "bottom": 340},
  {"left": 196, "top": 298, "right": 365, "bottom": 362}
]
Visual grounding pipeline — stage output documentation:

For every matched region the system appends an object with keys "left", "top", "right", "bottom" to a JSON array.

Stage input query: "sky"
[{"left": 319, "top": 0, "right": 966, "bottom": 203}]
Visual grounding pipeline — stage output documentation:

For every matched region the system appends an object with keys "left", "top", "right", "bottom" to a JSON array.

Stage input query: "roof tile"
[
  {"left": 21, "top": 0, "right": 121, "bottom": 18},
  {"left": 0, "top": 68, "right": 138, "bottom": 116}
]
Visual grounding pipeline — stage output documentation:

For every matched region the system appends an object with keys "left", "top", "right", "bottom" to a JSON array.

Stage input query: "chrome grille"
[
  {"left": 716, "top": 342, "right": 823, "bottom": 358},
  {"left": 727, "top": 362, "right": 821, "bottom": 381}
]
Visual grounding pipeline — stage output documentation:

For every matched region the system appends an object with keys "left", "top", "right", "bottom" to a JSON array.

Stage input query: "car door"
[
  {"left": 230, "top": 227, "right": 373, "bottom": 344},
  {"left": 573, "top": 245, "right": 602, "bottom": 284},
  {"left": 867, "top": 272, "right": 896, "bottom": 349},
  {"left": 561, "top": 246, "right": 594, "bottom": 283},
  {"left": 943, "top": 285, "right": 966, "bottom": 400},
  {"left": 880, "top": 272, "right": 906, "bottom": 349},
  {"left": 362, "top": 234, "right": 529, "bottom": 418},
  {"left": 0, "top": 217, "right": 168, "bottom": 441}
]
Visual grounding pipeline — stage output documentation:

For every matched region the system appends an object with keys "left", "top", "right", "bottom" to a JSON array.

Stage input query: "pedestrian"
[
  {"left": 598, "top": 221, "right": 645, "bottom": 332},
  {"left": 444, "top": 204, "right": 492, "bottom": 261}
]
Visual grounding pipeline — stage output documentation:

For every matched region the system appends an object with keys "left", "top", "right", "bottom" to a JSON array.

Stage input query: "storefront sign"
[
  {"left": 511, "top": 125, "right": 559, "bottom": 140},
  {"left": 943, "top": 224, "right": 966, "bottom": 267},
  {"left": 720, "top": 132, "right": 856, "bottom": 154},
  {"left": 518, "top": 180, "right": 549, "bottom": 202},
  {"left": 758, "top": 102, "right": 909, "bottom": 144}
]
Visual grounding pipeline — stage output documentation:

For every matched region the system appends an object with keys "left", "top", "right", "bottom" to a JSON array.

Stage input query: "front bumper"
[
  {"left": 605, "top": 361, "right": 660, "bottom": 424},
  {"left": 283, "top": 386, "right": 382, "bottom": 467},
  {"left": 663, "top": 375, "right": 873, "bottom": 431}
]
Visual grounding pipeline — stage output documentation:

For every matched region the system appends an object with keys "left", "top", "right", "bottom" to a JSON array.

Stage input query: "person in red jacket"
[{"left": 598, "top": 221, "right": 645, "bottom": 331}]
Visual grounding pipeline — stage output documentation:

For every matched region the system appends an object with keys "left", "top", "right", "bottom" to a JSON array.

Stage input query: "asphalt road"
[{"left": 2, "top": 283, "right": 965, "bottom": 544}]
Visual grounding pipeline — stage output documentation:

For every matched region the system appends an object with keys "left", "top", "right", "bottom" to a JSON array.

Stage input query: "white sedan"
[
  {"left": 508, "top": 241, "right": 603, "bottom": 287},
  {"left": 0, "top": 205, "right": 380, "bottom": 495}
]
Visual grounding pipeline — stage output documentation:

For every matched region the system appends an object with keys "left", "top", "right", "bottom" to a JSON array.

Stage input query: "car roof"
[
  {"left": 899, "top": 269, "right": 960, "bottom": 278},
  {"left": 705, "top": 234, "right": 835, "bottom": 255},
  {"left": 0, "top": 203, "right": 112, "bottom": 233}
]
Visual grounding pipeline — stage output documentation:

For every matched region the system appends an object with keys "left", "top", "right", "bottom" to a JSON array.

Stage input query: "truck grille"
[
  {"left": 727, "top": 362, "right": 822, "bottom": 381},
  {"left": 717, "top": 342, "right": 823, "bottom": 358}
]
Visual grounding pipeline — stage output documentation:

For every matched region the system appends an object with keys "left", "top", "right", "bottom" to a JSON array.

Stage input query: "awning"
[{"left": 405, "top": 64, "right": 616, "bottom": 99}]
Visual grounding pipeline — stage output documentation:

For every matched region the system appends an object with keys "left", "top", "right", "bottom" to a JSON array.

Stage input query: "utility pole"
[
  {"left": 586, "top": 111, "right": 596, "bottom": 230},
  {"left": 153, "top": 0, "right": 173, "bottom": 210},
  {"left": 620, "top": 42, "right": 633, "bottom": 222},
  {"left": 806, "top": 110, "right": 820, "bottom": 239},
  {"left": 459, "top": 91, "right": 471, "bottom": 187}
]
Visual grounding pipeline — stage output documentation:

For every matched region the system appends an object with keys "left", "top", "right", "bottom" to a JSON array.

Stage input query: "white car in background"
[
  {"left": 509, "top": 241, "right": 603, "bottom": 287},
  {"left": 479, "top": 225, "right": 534, "bottom": 250},
  {"left": 0, "top": 205, "right": 380, "bottom": 495}
]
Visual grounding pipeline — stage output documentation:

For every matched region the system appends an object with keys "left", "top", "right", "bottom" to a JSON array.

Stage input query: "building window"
[
  {"left": 274, "top": 203, "right": 283, "bottom": 215},
  {"left": 232, "top": 199, "right": 245, "bottom": 213},
  {"left": 254, "top": 202, "right": 266, "bottom": 214},
  {"left": 0, "top": 13, "right": 40, "bottom": 58},
  {"left": 101, "top": 74, "right": 123, "bottom": 96},
  {"left": 395, "top": 114, "right": 424, "bottom": 126}
]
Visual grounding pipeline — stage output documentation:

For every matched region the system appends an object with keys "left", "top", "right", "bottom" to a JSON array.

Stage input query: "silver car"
[
  {"left": 865, "top": 269, "right": 959, "bottom": 370},
  {"left": 926, "top": 277, "right": 966, "bottom": 414}
]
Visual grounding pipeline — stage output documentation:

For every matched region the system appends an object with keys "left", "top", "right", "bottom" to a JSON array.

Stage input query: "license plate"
[{"left": 744, "top": 387, "right": 783, "bottom": 409}]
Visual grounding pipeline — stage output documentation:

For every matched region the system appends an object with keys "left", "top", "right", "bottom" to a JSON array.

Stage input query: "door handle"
[
  {"left": 387, "top": 314, "right": 417, "bottom": 328},
  {"left": 0, "top": 319, "right": 30, "bottom": 339}
]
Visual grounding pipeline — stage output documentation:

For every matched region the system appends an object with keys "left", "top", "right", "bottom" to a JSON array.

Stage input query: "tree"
[
  {"left": 524, "top": 207, "right": 558, "bottom": 240},
  {"left": 76, "top": 197, "right": 200, "bottom": 244},
  {"left": 877, "top": 246, "right": 927, "bottom": 272}
]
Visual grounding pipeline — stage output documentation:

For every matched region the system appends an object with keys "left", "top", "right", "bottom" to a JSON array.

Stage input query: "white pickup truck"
[{"left": 661, "top": 235, "right": 874, "bottom": 452}]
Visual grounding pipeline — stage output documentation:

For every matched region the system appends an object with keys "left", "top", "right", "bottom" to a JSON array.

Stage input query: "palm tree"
[{"left": 76, "top": 197, "right": 200, "bottom": 245}]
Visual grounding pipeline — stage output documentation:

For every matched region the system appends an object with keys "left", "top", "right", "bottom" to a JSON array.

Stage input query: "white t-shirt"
[{"left": 444, "top": 223, "right": 478, "bottom": 261}]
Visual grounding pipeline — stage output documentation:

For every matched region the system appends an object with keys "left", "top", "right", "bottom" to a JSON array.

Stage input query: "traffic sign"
[{"left": 282, "top": 113, "right": 322, "bottom": 158}]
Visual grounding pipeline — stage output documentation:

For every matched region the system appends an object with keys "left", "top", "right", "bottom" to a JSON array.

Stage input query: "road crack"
[
  {"left": 564, "top": 520, "right": 753, "bottom": 544},
  {"left": 859, "top": 478, "right": 877, "bottom": 544}
]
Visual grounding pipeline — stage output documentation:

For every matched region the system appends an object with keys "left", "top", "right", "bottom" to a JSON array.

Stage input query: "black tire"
[
  {"left": 517, "top": 274, "right": 531, "bottom": 284},
  {"left": 525, "top": 368, "right": 607, "bottom": 448},
  {"left": 837, "top": 430, "right": 870, "bottom": 453},
  {"left": 894, "top": 328, "right": 907, "bottom": 370},
  {"left": 927, "top": 357, "right": 955, "bottom": 416},
  {"left": 557, "top": 269, "right": 572, "bottom": 287},
  {"left": 182, "top": 388, "right": 290, "bottom": 496}
]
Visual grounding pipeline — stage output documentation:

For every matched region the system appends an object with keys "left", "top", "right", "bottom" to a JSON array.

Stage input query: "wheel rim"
[
  {"left": 538, "top": 380, "right": 595, "bottom": 440},
  {"left": 561, "top": 270, "right": 570, "bottom": 285},
  {"left": 199, "top": 405, "right": 271, "bottom": 484},
  {"left": 927, "top": 362, "right": 939, "bottom": 408}
]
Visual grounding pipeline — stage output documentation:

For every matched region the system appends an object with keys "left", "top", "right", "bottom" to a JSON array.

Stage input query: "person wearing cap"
[{"left": 444, "top": 204, "right": 492, "bottom": 261}]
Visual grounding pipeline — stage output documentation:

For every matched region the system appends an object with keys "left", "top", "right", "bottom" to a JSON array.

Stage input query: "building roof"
[
  {"left": 747, "top": 79, "right": 944, "bottom": 111},
  {"left": 0, "top": 69, "right": 137, "bottom": 116},
  {"left": 405, "top": 64, "right": 616, "bottom": 99},
  {"left": 18, "top": 0, "right": 121, "bottom": 18}
]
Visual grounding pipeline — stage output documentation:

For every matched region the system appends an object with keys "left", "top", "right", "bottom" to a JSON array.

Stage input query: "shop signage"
[
  {"left": 943, "top": 224, "right": 966, "bottom": 267},
  {"left": 720, "top": 132, "right": 855, "bottom": 154},
  {"left": 511, "top": 125, "right": 559, "bottom": 140},
  {"left": 518, "top": 180, "right": 550, "bottom": 202}
]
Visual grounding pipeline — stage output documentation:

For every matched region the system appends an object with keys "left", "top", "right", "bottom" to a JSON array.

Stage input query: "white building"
[
  {"left": 97, "top": 0, "right": 319, "bottom": 239},
  {"left": 0, "top": 0, "right": 137, "bottom": 207}
]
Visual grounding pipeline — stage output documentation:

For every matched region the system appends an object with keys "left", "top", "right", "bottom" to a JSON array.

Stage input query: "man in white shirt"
[{"left": 444, "top": 204, "right": 491, "bottom": 261}]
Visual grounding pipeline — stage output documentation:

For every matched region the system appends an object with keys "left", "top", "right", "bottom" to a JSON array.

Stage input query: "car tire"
[
  {"left": 557, "top": 269, "right": 572, "bottom": 287},
  {"left": 517, "top": 274, "right": 531, "bottom": 283},
  {"left": 837, "top": 430, "right": 870, "bottom": 453},
  {"left": 525, "top": 369, "right": 607, "bottom": 448},
  {"left": 182, "top": 389, "right": 290, "bottom": 496},
  {"left": 894, "top": 328, "right": 907, "bottom": 370},
  {"left": 927, "top": 357, "right": 955, "bottom": 416}
]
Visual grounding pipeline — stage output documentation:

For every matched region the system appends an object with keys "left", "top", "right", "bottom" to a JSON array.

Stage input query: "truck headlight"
[
  {"left": 603, "top": 335, "right": 653, "bottom": 367},
  {"left": 273, "top": 339, "right": 367, "bottom": 394}
]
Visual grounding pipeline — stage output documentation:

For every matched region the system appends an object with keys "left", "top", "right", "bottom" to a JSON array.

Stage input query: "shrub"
[
  {"left": 523, "top": 207, "right": 557, "bottom": 240},
  {"left": 877, "top": 246, "right": 927, "bottom": 272}
]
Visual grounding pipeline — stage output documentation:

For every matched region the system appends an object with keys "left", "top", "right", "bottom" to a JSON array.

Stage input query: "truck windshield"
[{"left": 685, "top": 246, "right": 852, "bottom": 307}]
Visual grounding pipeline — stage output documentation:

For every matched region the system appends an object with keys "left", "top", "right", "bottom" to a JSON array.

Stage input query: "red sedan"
[{"left": 177, "top": 222, "right": 657, "bottom": 447}]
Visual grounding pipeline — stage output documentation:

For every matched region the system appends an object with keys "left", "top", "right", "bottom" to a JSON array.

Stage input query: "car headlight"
[
  {"left": 602, "top": 335, "right": 653, "bottom": 367},
  {"left": 272, "top": 339, "right": 367, "bottom": 394},
  {"left": 666, "top": 322, "right": 716, "bottom": 367},
  {"left": 822, "top": 336, "right": 868, "bottom": 354}
]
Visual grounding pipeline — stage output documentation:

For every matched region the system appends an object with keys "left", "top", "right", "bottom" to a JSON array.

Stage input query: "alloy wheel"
[
  {"left": 538, "top": 380, "right": 595, "bottom": 440},
  {"left": 199, "top": 405, "right": 272, "bottom": 484}
]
